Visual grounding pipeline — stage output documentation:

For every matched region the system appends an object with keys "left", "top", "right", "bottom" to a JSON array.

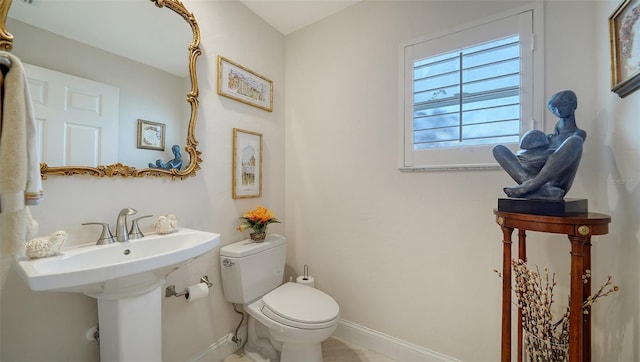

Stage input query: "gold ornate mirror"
[
  {"left": 1, "top": 0, "right": 201, "bottom": 179},
  {"left": 0, "top": 0, "right": 12, "bottom": 51}
]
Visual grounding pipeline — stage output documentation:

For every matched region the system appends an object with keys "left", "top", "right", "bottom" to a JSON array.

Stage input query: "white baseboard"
[
  {"left": 190, "top": 319, "right": 459, "bottom": 362},
  {"left": 189, "top": 323, "right": 248, "bottom": 362},
  {"left": 334, "top": 319, "right": 461, "bottom": 362}
]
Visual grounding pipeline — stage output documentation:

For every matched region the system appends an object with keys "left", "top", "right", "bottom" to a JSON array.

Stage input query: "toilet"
[{"left": 220, "top": 234, "right": 340, "bottom": 362}]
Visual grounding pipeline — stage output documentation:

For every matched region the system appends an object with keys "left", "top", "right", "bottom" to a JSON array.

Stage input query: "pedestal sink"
[{"left": 16, "top": 228, "right": 220, "bottom": 361}]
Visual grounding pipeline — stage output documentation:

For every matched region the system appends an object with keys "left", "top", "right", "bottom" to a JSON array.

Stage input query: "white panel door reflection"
[{"left": 25, "top": 63, "right": 119, "bottom": 166}]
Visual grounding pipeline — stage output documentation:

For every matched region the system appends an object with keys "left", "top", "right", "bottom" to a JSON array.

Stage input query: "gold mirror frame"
[
  {"left": 1, "top": 0, "right": 202, "bottom": 179},
  {"left": 0, "top": 0, "right": 13, "bottom": 51}
]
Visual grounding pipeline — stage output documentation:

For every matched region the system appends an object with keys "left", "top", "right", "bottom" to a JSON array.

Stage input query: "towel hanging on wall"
[
  {"left": 0, "top": 50, "right": 42, "bottom": 210},
  {"left": 0, "top": 50, "right": 42, "bottom": 258}
]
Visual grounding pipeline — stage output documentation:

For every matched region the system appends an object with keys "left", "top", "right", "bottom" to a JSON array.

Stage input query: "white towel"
[
  {"left": 0, "top": 51, "right": 42, "bottom": 207},
  {"left": 0, "top": 51, "right": 41, "bottom": 259}
]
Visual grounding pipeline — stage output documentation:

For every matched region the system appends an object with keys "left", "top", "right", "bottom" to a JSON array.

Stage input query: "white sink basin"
[
  {"left": 17, "top": 227, "right": 220, "bottom": 294},
  {"left": 16, "top": 227, "right": 220, "bottom": 361}
]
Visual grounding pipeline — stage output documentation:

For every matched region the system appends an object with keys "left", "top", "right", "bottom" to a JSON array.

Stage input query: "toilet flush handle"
[{"left": 222, "top": 259, "right": 235, "bottom": 267}]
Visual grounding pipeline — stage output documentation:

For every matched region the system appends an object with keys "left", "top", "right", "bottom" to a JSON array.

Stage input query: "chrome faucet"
[{"left": 116, "top": 208, "right": 137, "bottom": 242}]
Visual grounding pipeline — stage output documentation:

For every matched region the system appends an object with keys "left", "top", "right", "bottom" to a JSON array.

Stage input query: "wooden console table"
[{"left": 493, "top": 209, "right": 611, "bottom": 362}]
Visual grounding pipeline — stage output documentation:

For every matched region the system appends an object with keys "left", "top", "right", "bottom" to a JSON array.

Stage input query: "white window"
[{"left": 400, "top": 5, "right": 543, "bottom": 171}]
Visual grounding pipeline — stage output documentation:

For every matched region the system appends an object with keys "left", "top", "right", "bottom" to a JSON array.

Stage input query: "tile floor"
[{"left": 223, "top": 336, "right": 397, "bottom": 362}]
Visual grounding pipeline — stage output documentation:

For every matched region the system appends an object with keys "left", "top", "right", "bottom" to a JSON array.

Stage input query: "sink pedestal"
[{"left": 90, "top": 281, "right": 164, "bottom": 361}]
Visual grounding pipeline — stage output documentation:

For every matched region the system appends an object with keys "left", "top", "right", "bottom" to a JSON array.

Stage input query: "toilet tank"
[{"left": 220, "top": 234, "right": 286, "bottom": 304}]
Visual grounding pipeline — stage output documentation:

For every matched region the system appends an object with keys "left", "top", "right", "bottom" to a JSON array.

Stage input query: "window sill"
[{"left": 399, "top": 163, "right": 502, "bottom": 172}]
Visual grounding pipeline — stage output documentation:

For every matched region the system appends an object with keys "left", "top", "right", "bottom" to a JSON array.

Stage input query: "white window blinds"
[
  {"left": 413, "top": 35, "right": 521, "bottom": 149},
  {"left": 400, "top": 7, "right": 541, "bottom": 170}
]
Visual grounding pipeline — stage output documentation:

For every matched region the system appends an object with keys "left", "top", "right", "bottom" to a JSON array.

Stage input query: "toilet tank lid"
[{"left": 220, "top": 234, "right": 286, "bottom": 258}]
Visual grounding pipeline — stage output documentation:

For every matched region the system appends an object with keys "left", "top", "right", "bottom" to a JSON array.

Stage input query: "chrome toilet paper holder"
[{"left": 165, "top": 275, "right": 213, "bottom": 299}]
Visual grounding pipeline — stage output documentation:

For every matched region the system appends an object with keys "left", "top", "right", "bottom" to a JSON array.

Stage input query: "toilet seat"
[{"left": 261, "top": 282, "right": 339, "bottom": 330}]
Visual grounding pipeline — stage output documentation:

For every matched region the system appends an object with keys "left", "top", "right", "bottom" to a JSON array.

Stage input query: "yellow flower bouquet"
[{"left": 238, "top": 206, "right": 280, "bottom": 242}]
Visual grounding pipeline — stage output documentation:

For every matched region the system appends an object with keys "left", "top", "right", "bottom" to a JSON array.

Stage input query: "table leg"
[
  {"left": 501, "top": 226, "right": 514, "bottom": 362},
  {"left": 583, "top": 237, "right": 592, "bottom": 362},
  {"left": 568, "top": 236, "right": 586, "bottom": 362},
  {"left": 517, "top": 229, "right": 526, "bottom": 362}
]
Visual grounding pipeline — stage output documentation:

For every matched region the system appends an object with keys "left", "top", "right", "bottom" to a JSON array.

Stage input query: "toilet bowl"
[
  {"left": 245, "top": 282, "right": 339, "bottom": 362},
  {"left": 219, "top": 235, "right": 340, "bottom": 362}
]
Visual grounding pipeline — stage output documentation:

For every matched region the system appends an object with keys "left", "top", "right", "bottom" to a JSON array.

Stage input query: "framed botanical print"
[
  {"left": 609, "top": 0, "right": 640, "bottom": 97},
  {"left": 232, "top": 128, "right": 262, "bottom": 198}
]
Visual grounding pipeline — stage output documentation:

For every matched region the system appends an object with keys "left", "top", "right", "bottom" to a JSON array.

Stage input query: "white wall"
[
  {"left": 285, "top": 1, "right": 637, "bottom": 361},
  {"left": 593, "top": 2, "right": 640, "bottom": 361},
  {"left": 0, "top": 1, "right": 285, "bottom": 361}
]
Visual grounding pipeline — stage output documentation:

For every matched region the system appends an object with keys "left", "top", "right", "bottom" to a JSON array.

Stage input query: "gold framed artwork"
[
  {"left": 137, "top": 119, "right": 165, "bottom": 151},
  {"left": 232, "top": 128, "right": 263, "bottom": 199},
  {"left": 609, "top": 0, "right": 640, "bottom": 98},
  {"left": 217, "top": 56, "right": 273, "bottom": 112}
]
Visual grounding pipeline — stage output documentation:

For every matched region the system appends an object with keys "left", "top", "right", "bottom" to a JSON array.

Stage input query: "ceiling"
[{"left": 240, "top": 0, "right": 361, "bottom": 35}]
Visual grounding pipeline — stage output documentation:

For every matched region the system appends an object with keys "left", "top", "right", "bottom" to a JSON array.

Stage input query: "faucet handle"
[
  {"left": 128, "top": 215, "right": 153, "bottom": 239},
  {"left": 82, "top": 222, "right": 116, "bottom": 245}
]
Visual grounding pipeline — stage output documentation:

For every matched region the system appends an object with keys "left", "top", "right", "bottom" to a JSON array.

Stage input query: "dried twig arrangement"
[{"left": 495, "top": 259, "right": 619, "bottom": 362}]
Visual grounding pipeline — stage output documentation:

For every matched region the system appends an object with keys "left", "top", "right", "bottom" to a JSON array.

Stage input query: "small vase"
[{"left": 250, "top": 231, "right": 267, "bottom": 242}]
